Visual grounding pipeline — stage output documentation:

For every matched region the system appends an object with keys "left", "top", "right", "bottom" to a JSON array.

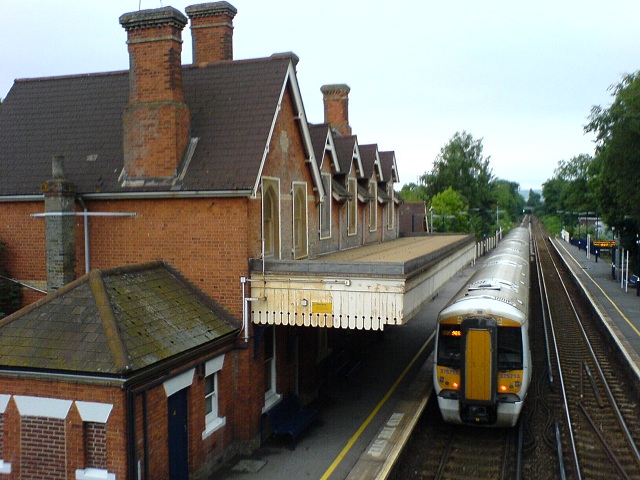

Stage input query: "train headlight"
[
  {"left": 452, "top": 382, "right": 459, "bottom": 389},
  {"left": 499, "top": 385, "right": 508, "bottom": 392}
]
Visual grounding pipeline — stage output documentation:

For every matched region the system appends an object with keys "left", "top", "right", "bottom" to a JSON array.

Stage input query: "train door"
[{"left": 460, "top": 317, "right": 497, "bottom": 424}]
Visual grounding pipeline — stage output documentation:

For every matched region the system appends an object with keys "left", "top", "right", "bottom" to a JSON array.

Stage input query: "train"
[{"left": 433, "top": 225, "right": 532, "bottom": 427}]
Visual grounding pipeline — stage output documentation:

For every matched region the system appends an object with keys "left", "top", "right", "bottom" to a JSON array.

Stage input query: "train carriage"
[{"left": 434, "top": 226, "right": 531, "bottom": 427}]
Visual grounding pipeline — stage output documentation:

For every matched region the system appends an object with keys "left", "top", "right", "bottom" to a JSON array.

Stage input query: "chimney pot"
[
  {"left": 321, "top": 84, "right": 351, "bottom": 136},
  {"left": 186, "top": 2, "right": 237, "bottom": 63},
  {"left": 120, "top": 6, "right": 191, "bottom": 180}
]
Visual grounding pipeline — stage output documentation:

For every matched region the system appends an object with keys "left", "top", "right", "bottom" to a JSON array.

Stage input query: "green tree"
[
  {"left": 526, "top": 189, "right": 542, "bottom": 210},
  {"left": 541, "top": 178, "right": 568, "bottom": 213},
  {"left": 493, "top": 179, "right": 525, "bottom": 228},
  {"left": 398, "top": 182, "right": 427, "bottom": 202},
  {"left": 585, "top": 72, "right": 640, "bottom": 231},
  {"left": 553, "top": 154, "right": 597, "bottom": 214},
  {"left": 419, "top": 131, "right": 495, "bottom": 236},
  {"left": 0, "top": 240, "right": 22, "bottom": 318},
  {"left": 429, "top": 187, "right": 468, "bottom": 233}
]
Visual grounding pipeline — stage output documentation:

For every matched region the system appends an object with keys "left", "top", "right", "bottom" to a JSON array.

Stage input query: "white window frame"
[
  {"left": 387, "top": 186, "right": 395, "bottom": 230},
  {"left": 262, "top": 177, "right": 281, "bottom": 259},
  {"left": 369, "top": 182, "right": 378, "bottom": 232},
  {"left": 347, "top": 177, "right": 357, "bottom": 236},
  {"left": 292, "top": 182, "right": 308, "bottom": 259},
  {"left": 203, "top": 355, "right": 226, "bottom": 438},
  {"left": 319, "top": 173, "right": 332, "bottom": 240}
]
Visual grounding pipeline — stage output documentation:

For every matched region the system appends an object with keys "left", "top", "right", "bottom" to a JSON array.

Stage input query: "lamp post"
[{"left": 429, "top": 206, "right": 433, "bottom": 234}]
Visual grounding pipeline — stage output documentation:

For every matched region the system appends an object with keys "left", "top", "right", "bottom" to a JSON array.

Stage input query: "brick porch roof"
[
  {"left": 0, "top": 55, "right": 293, "bottom": 196},
  {"left": 0, "top": 262, "right": 239, "bottom": 375}
]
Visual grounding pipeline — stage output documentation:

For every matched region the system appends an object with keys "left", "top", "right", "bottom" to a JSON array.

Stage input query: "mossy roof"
[{"left": 0, "top": 261, "right": 239, "bottom": 375}]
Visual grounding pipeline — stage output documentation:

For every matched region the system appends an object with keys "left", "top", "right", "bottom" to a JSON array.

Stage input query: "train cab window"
[
  {"left": 437, "top": 325, "right": 461, "bottom": 368},
  {"left": 497, "top": 327, "right": 523, "bottom": 370}
]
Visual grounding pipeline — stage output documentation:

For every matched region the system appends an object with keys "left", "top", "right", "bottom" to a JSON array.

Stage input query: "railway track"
[
  {"left": 393, "top": 220, "right": 640, "bottom": 479},
  {"left": 394, "top": 394, "right": 521, "bottom": 479},
  {"left": 534, "top": 222, "right": 640, "bottom": 479}
]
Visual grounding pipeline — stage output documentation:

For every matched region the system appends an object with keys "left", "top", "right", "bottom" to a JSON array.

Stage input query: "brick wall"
[
  {"left": 85, "top": 422, "right": 107, "bottom": 469},
  {"left": 259, "top": 87, "right": 319, "bottom": 261},
  {"left": 0, "top": 378, "right": 127, "bottom": 480},
  {"left": 20, "top": 416, "right": 66, "bottom": 479},
  {"left": 2, "top": 196, "right": 251, "bottom": 318}
]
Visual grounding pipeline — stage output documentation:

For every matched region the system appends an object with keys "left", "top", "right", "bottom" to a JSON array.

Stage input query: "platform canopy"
[{"left": 249, "top": 235, "right": 475, "bottom": 330}]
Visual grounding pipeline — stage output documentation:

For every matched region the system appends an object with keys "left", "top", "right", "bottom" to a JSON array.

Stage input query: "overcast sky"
[{"left": 2, "top": 1, "right": 638, "bottom": 192}]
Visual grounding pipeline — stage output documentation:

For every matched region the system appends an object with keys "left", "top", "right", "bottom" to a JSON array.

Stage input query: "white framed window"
[
  {"left": 347, "top": 177, "right": 357, "bottom": 236},
  {"left": 320, "top": 173, "right": 332, "bottom": 240},
  {"left": 262, "top": 178, "right": 281, "bottom": 258},
  {"left": 292, "top": 182, "right": 308, "bottom": 259},
  {"left": 387, "top": 186, "right": 395, "bottom": 230},
  {"left": 202, "top": 355, "right": 226, "bottom": 438},
  {"left": 369, "top": 182, "right": 378, "bottom": 232}
]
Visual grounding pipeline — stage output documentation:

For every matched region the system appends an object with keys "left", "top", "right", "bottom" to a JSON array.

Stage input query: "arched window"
[
  {"left": 262, "top": 179, "right": 280, "bottom": 258},
  {"left": 347, "top": 177, "right": 357, "bottom": 236},
  {"left": 293, "top": 182, "right": 308, "bottom": 259}
]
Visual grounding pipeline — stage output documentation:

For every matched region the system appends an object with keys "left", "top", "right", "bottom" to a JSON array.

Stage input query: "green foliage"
[
  {"left": 0, "top": 240, "right": 22, "bottom": 318},
  {"left": 429, "top": 187, "right": 469, "bottom": 232},
  {"left": 419, "top": 131, "right": 494, "bottom": 206},
  {"left": 398, "top": 182, "right": 428, "bottom": 202},
  {"left": 541, "top": 153, "right": 599, "bottom": 237},
  {"left": 585, "top": 72, "right": 640, "bottom": 232},
  {"left": 540, "top": 215, "right": 563, "bottom": 236},
  {"left": 419, "top": 131, "right": 498, "bottom": 236},
  {"left": 493, "top": 179, "right": 525, "bottom": 228},
  {"left": 526, "top": 189, "right": 542, "bottom": 209}
]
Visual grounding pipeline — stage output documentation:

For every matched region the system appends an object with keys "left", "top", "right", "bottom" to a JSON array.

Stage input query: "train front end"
[{"left": 434, "top": 227, "right": 531, "bottom": 428}]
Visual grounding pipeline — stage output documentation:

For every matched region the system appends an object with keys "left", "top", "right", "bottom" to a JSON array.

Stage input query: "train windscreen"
[
  {"left": 437, "top": 324, "right": 462, "bottom": 368},
  {"left": 497, "top": 327, "right": 523, "bottom": 370}
]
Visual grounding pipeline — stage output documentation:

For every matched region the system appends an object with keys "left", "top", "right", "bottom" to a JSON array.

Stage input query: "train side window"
[
  {"left": 437, "top": 325, "right": 461, "bottom": 368},
  {"left": 497, "top": 327, "right": 523, "bottom": 370}
]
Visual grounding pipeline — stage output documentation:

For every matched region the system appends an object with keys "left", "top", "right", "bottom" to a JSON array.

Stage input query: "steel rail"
[
  {"left": 533, "top": 234, "right": 554, "bottom": 386},
  {"left": 536, "top": 230, "right": 582, "bottom": 480},
  {"left": 546, "top": 236, "right": 640, "bottom": 467}
]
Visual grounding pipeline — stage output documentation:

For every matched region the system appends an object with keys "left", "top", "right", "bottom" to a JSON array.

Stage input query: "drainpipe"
[
  {"left": 78, "top": 197, "right": 90, "bottom": 274},
  {"left": 241, "top": 277, "right": 250, "bottom": 344}
]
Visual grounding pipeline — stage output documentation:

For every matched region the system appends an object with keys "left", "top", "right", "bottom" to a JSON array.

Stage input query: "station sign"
[{"left": 593, "top": 240, "right": 616, "bottom": 248}]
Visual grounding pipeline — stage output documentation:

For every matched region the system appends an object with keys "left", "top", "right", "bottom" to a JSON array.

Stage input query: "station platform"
[
  {"left": 550, "top": 237, "right": 640, "bottom": 381},
  {"left": 215, "top": 234, "right": 640, "bottom": 480},
  {"left": 215, "top": 259, "right": 479, "bottom": 480}
]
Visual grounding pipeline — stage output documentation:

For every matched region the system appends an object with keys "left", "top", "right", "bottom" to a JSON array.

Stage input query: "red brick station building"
[{"left": 0, "top": 3, "right": 475, "bottom": 479}]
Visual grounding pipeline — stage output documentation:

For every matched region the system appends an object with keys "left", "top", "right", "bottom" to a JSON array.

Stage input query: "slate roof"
[
  {"left": 333, "top": 136, "right": 362, "bottom": 178},
  {"left": 309, "top": 124, "right": 329, "bottom": 169},
  {"left": 379, "top": 151, "right": 398, "bottom": 184},
  {"left": 0, "top": 55, "right": 294, "bottom": 196},
  {"left": 359, "top": 144, "right": 381, "bottom": 180},
  {"left": 0, "top": 261, "right": 239, "bottom": 375}
]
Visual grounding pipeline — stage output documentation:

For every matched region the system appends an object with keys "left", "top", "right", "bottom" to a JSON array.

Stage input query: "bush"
[{"left": 540, "top": 215, "right": 563, "bottom": 236}]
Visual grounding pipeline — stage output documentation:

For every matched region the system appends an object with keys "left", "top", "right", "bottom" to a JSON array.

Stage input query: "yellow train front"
[{"left": 433, "top": 226, "right": 531, "bottom": 427}]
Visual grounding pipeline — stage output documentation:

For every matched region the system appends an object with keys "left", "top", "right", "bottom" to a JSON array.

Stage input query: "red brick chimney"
[
  {"left": 119, "top": 7, "right": 190, "bottom": 180},
  {"left": 186, "top": 2, "right": 237, "bottom": 64},
  {"left": 321, "top": 84, "right": 351, "bottom": 136}
]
